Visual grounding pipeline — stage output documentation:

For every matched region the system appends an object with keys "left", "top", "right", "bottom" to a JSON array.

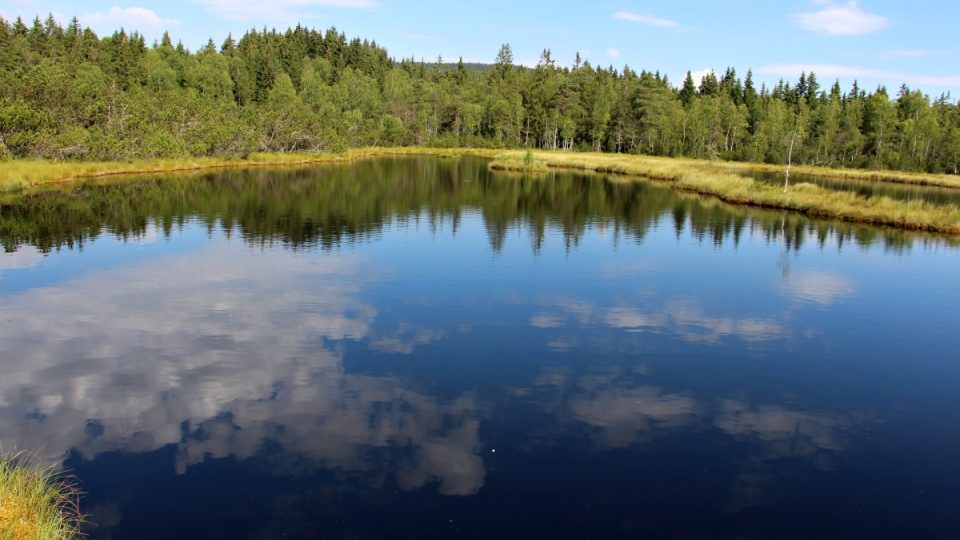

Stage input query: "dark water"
[
  {"left": 2, "top": 157, "right": 959, "bottom": 539},
  {"left": 746, "top": 169, "right": 960, "bottom": 206}
]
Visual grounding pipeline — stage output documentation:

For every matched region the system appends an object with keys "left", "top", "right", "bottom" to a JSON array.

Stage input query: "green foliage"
[{"left": 0, "top": 16, "right": 958, "bottom": 174}]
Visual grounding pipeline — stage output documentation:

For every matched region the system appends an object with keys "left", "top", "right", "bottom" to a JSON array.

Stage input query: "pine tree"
[
  {"left": 456, "top": 56, "right": 466, "bottom": 84},
  {"left": 698, "top": 71, "right": 719, "bottom": 96},
  {"left": 679, "top": 71, "right": 697, "bottom": 107},
  {"left": 495, "top": 43, "right": 513, "bottom": 72}
]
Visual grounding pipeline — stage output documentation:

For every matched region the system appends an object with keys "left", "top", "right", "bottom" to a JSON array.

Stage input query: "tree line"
[{"left": 1, "top": 15, "right": 959, "bottom": 173}]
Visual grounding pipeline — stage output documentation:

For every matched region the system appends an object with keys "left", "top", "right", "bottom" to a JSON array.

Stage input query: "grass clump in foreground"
[{"left": 0, "top": 453, "right": 82, "bottom": 540}]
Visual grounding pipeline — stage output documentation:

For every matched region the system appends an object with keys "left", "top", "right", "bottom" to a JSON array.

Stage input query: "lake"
[{"left": 2, "top": 157, "right": 959, "bottom": 539}]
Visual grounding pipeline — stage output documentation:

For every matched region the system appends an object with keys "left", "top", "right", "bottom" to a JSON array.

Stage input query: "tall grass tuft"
[{"left": 0, "top": 451, "right": 82, "bottom": 540}]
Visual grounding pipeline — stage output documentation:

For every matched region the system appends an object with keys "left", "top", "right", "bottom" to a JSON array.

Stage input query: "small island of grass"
[{"left": 487, "top": 150, "right": 551, "bottom": 174}]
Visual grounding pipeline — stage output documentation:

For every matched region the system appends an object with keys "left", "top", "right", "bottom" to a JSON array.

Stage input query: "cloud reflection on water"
[
  {"left": 779, "top": 270, "right": 857, "bottom": 306},
  {"left": 0, "top": 245, "right": 45, "bottom": 271},
  {"left": 0, "top": 231, "right": 877, "bottom": 527},
  {"left": 0, "top": 243, "right": 486, "bottom": 497},
  {"left": 535, "top": 297, "right": 787, "bottom": 344},
  {"left": 525, "top": 366, "right": 875, "bottom": 512}
]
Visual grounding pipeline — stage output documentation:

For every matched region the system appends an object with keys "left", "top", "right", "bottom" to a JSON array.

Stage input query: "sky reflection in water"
[{"left": 1, "top": 157, "right": 959, "bottom": 539}]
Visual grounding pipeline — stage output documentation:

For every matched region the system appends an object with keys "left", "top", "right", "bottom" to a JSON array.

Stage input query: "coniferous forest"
[{"left": 2, "top": 15, "right": 959, "bottom": 174}]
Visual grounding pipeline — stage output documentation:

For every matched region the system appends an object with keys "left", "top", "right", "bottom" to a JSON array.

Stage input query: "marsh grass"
[
  {"left": 0, "top": 153, "right": 341, "bottom": 192},
  {"left": 0, "top": 148, "right": 500, "bottom": 192},
  {"left": 490, "top": 150, "right": 960, "bottom": 234},
  {"left": 3, "top": 147, "right": 958, "bottom": 234},
  {"left": 486, "top": 151, "right": 550, "bottom": 174},
  {"left": 0, "top": 451, "right": 82, "bottom": 540},
  {"left": 711, "top": 160, "right": 960, "bottom": 189}
]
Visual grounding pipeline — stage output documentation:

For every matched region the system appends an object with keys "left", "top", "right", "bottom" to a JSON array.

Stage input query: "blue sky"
[{"left": 2, "top": 0, "right": 958, "bottom": 96}]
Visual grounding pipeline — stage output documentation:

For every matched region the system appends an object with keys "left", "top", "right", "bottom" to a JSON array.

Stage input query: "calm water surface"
[{"left": 2, "top": 157, "right": 959, "bottom": 539}]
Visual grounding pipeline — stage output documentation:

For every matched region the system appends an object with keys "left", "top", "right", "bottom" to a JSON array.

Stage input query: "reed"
[{"left": 0, "top": 451, "right": 82, "bottom": 540}]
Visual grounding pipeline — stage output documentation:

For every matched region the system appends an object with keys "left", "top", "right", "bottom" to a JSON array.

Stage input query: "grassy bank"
[
  {"left": 3, "top": 147, "right": 959, "bottom": 234},
  {"left": 490, "top": 150, "right": 960, "bottom": 234},
  {"left": 0, "top": 453, "right": 81, "bottom": 539},
  {"left": 0, "top": 147, "right": 499, "bottom": 192},
  {"left": 705, "top": 160, "right": 960, "bottom": 189},
  {"left": 4, "top": 147, "right": 956, "bottom": 192}
]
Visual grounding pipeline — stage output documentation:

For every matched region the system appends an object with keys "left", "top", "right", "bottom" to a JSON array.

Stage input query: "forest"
[{"left": 1, "top": 15, "right": 959, "bottom": 174}]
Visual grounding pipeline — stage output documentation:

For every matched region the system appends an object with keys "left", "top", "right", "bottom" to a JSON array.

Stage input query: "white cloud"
[
  {"left": 758, "top": 63, "right": 960, "bottom": 88},
  {"left": 880, "top": 49, "right": 946, "bottom": 59},
  {"left": 80, "top": 6, "right": 180, "bottom": 30},
  {"left": 607, "top": 47, "right": 621, "bottom": 59},
  {"left": 689, "top": 68, "right": 715, "bottom": 86},
  {"left": 192, "top": 0, "right": 378, "bottom": 22},
  {"left": 613, "top": 11, "right": 680, "bottom": 28},
  {"left": 794, "top": 1, "right": 889, "bottom": 36}
]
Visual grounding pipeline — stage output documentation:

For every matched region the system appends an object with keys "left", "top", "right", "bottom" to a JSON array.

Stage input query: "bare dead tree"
[{"left": 784, "top": 128, "right": 799, "bottom": 193}]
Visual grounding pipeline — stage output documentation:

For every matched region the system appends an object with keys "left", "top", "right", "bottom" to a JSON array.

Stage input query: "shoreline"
[
  {"left": 0, "top": 148, "right": 499, "bottom": 192},
  {"left": 2, "top": 147, "right": 958, "bottom": 235},
  {"left": 491, "top": 150, "right": 960, "bottom": 235}
]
